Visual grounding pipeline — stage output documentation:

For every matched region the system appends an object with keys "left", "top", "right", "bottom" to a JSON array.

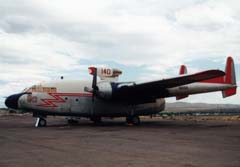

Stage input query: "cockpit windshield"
[{"left": 22, "top": 84, "right": 57, "bottom": 93}]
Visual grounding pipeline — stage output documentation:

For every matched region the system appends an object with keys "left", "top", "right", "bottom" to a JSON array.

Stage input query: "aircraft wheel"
[
  {"left": 126, "top": 117, "right": 132, "bottom": 124},
  {"left": 126, "top": 116, "right": 140, "bottom": 125},
  {"left": 132, "top": 116, "right": 140, "bottom": 125},
  {"left": 91, "top": 117, "right": 102, "bottom": 124},
  {"left": 68, "top": 119, "right": 79, "bottom": 125},
  {"left": 39, "top": 118, "right": 47, "bottom": 127}
]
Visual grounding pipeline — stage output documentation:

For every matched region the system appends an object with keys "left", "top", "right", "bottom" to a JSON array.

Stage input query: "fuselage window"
[
  {"left": 76, "top": 99, "right": 79, "bottom": 102},
  {"left": 50, "top": 88, "right": 57, "bottom": 93},
  {"left": 43, "top": 87, "right": 50, "bottom": 93},
  {"left": 65, "top": 97, "right": 68, "bottom": 100}
]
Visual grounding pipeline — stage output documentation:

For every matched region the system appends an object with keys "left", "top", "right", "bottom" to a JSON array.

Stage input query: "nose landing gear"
[{"left": 35, "top": 117, "right": 47, "bottom": 127}]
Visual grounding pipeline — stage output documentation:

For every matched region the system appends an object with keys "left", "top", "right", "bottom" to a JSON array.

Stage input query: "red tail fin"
[
  {"left": 179, "top": 65, "right": 187, "bottom": 75},
  {"left": 222, "top": 56, "right": 237, "bottom": 98},
  {"left": 176, "top": 65, "right": 189, "bottom": 100}
]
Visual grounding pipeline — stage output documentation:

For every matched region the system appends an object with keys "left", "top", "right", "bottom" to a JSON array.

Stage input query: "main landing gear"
[
  {"left": 66, "top": 117, "right": 79, "bottom": 125},
  {"left": 126, "top": 115, "right": 140, "bottom": 125},
  {"left": 90, "top": 117, "right": 102, "bottom": 124},
  {"left": 67, "top": 119, "right": 79, "bottom": 125},
  {"left": 35, "top": 117, "right": 47, "bottom": 127}
]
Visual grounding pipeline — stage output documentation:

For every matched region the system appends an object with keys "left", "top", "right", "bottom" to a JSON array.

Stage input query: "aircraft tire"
[
  {"left": 68, "top": 119, "right": 79, "bottom": 125},
  {"left": 91, "top": 117, "right": 102, "bottom": 124},
  {"left": 126, "top": 117, "right": 132, "bottom": 124},
  {"left": 132, "top": 116, "right": 140, "bottom": 125},
  {"left": 126, "top": 116, "right": 140, "bottom": 125},
  {"left": 39, "top": 118, "right": 47, "bottom": 127}
]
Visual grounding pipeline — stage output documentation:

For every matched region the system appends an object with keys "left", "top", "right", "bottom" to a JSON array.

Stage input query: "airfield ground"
[{"left": 0, "top": 113, "right": 239, "bottom": 167}]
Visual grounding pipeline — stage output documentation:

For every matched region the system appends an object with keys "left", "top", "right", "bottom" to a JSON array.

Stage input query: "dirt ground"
[{"left": 0, "top": 114, "right": 239, "bottom": 167}]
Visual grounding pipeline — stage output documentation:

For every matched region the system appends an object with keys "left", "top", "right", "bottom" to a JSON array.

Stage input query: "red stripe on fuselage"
[{"left": 37, "top": 93, "right": 92, "bottom": 108}]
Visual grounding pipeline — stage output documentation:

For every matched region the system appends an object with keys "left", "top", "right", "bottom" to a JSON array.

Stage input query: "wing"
[{"left": 113, "top": 70, "right": 225, "bottom": 104}]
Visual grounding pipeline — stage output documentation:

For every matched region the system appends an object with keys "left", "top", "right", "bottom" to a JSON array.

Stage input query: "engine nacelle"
[{"left": 97, "top": 81, "right": 113, "bottom": 100}]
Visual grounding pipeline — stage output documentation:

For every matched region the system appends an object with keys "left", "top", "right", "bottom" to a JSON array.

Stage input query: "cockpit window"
[{"left": 24, "top": 84, "right": 57, "bottom": 93}]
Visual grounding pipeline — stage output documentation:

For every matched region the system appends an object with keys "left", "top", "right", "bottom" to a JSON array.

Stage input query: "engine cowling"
[
  {"left": 95, "top": 81, "right": 136, "bottom": 100},
  {"left": 96, "top": 81, "right": 113, "bottom": 100}
]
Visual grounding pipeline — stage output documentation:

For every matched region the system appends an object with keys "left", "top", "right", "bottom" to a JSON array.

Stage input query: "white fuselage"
[{"left": 18, "top": 80, "right": 166, "bottom": 117}]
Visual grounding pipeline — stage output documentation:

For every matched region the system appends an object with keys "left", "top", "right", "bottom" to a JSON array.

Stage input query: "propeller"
[{"left": 91, "top": 67, "right": 98, "bottom": 102}]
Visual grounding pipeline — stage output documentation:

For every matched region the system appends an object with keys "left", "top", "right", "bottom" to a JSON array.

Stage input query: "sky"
[{"left": 0, "top": 0, "right": 240, "bottom": 107}]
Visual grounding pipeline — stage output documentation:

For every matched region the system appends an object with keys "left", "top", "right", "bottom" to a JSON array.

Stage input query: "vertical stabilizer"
[
  {"left": 222, "top": 56, "right": 237, "bottom": 98},
  {"left": 176, "top": 65, "right": 189, "bottom": 100},
  {"left": 179, "top": 65, "right": 187, "bottom": 75}
]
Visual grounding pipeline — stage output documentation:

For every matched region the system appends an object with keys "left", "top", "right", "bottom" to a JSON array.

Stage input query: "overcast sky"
[{"left": 0, "top": 0, "right": 240, "bottom": 107}]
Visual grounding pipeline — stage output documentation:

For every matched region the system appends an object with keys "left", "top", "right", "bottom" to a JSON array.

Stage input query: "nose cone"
[{"left": 5, "top": 93, "right": 25, "bottom": 109}]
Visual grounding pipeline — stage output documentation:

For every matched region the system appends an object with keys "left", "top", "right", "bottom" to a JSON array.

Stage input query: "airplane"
[{"left": 5, "top": 56, "right": 237, "bottom": 127}]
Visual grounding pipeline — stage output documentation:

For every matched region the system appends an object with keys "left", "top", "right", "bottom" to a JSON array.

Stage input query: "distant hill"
[
  {"left": 0, "top": 108, "right": 9, "bottom": 115},
  {"left": 165, "top": 102, "right": 240, "bottom": 112}
]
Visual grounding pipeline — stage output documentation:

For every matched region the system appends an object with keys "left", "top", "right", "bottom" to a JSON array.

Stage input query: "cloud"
[{"left": 175, "top": 2, "right": 235, "bottom": 30}]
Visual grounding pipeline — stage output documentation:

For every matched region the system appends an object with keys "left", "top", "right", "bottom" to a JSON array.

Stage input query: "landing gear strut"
[
  {"left": 67, "top": 119, "right": 79, "bottom": 125},
  {"left": 35, "top": 117, "right": 47, "bottom": 127},
  {"left": 90, "top": 117, "right": 102, "bottom": 124},
  {"left": 126, "top": 115, "right": 140, "bottom": 125}
]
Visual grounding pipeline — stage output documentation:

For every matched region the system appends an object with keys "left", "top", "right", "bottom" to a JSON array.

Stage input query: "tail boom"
[{"left": 173, "top": 56, "right": 237, "bottom": 99}]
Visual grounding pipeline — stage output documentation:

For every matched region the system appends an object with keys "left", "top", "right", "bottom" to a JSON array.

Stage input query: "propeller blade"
[
  {"left": 92, "top": 67, "right": 98, "bottom": 102},
  {"left": 92, "top": 67, "right": 97, "bottom": 90}
]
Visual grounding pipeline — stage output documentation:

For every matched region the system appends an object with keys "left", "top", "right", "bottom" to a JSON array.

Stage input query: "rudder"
[
  {"left": 222, "top": 56, "right": 237, "bottom": 98},
  {"left": 176, "top": 65, "right": 189, "bottom": 100}
]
